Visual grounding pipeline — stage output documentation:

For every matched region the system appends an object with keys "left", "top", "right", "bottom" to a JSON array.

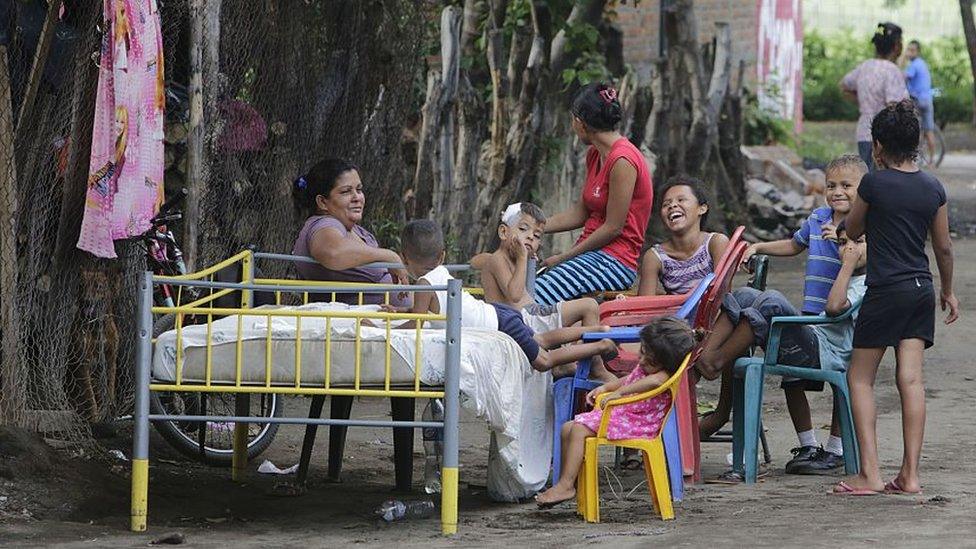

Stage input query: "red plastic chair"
[
  {"left": 675, "top": 237, "right": 748, "bottom": 482},
  {"left": 597, "top": 227, "right": 746, "bottom": 482}
]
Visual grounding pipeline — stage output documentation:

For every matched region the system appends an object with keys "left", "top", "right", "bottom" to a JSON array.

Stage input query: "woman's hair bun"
[{"left": 571, "top": 82, "right": 622, "bottom": 132}]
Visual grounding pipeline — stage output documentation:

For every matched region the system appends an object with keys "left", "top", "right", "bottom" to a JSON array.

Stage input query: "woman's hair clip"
[
  {"left": 295, "top": 176, "right": 308, "bottom": 190},
  {"left": 599, "top": 86, "right": 618, "bottom": 104}
]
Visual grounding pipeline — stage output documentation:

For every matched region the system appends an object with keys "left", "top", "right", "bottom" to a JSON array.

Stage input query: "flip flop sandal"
[
  {"left": 884, "top": 478, "right": 923, "bottom": 495},
  {"left": 829, "top": 481, "right": 880, "bottom": 496}
]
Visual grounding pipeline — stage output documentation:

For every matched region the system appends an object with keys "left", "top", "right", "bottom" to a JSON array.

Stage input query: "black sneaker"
[
  {"left": 784, "top": 445, "right": 820, "bottom": 474},
  {"left": 789, "top": 448, "right": 844, "bottom": 475}
]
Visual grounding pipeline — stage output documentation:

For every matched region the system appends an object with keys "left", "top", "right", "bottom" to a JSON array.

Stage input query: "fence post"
[
  {"left": 130, "top": 271, "right": 154, "bottom": 531},
  {"left": 440, "top": 278, "right": 462, "bottom": 535}
]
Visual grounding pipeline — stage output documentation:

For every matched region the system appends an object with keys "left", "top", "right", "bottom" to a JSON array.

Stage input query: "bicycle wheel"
[
  {"left": 150, "top": 314, "right": 282, "bottom": 466},
  {"left": 919, "top": 127, "right": 946, "bottom": 168}
]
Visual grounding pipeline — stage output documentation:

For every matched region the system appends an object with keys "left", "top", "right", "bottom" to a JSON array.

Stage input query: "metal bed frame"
[{"left": 130, "top": 250, "right": 464, "bottom": 534}]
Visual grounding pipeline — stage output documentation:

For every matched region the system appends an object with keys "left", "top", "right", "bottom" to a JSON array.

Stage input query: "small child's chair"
[
  {"left": 577, "top": 352, "right": 693, "bottom": 522},
  {"left": 730, "top": 300, "right": 863, "bottom": 483},
  {"left": 551, "top": 274, "right": 712, "bottom": 489}
]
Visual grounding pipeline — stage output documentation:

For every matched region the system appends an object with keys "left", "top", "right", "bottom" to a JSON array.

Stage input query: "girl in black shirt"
[{"left": 834, "top": 100, "right": 958, "bottom": 496}]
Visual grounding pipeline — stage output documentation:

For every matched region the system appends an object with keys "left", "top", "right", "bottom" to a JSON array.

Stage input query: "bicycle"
[
  {"left": 140, "top": 189, "right": 282, "bottom": 466},
  {"left": 917, "top": 88, "right": 946, "bottom": 169}
]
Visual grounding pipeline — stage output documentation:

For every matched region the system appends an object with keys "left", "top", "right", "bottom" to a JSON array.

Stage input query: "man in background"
[{"left": 904, "top": 40, "right": 936, "bottom": 163}]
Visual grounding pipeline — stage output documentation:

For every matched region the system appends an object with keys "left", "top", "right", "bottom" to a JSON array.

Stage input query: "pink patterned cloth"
[
  {"left": 77, "top": 0, "right": 165, "bottom": 258},
  {"left": 574, "top": 366, "right": 672, "bottom": 440}
]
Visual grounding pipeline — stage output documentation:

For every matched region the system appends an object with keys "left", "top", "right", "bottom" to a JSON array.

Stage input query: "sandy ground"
[{"left": 3, "top": 241, "right": 976, "bottom": 548}]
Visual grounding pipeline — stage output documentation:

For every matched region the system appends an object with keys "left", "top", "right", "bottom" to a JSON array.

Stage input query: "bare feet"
[{"left": 535, "top": 482, "right": 576, "bottom": 509}]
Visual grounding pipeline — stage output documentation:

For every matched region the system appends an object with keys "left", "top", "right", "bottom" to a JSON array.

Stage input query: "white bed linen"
[{"left": 152, "top": 302, "right": 552, "bottom": 501}]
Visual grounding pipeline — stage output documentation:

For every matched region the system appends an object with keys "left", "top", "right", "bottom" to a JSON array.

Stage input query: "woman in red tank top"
[{"left": 534, "top": 83, "right": 653, "bottom": 306}]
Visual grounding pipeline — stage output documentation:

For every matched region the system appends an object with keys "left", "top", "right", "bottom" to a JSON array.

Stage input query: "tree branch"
[{"left": 550, "top": 0, "right": 607, "bottom": 77}]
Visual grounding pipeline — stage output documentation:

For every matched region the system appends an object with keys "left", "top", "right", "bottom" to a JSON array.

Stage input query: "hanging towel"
[{"left": 77, "top": 0, "right": 165, "bottom": 258}]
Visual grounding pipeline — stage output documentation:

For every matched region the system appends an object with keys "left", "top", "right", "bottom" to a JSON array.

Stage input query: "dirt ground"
[{"left": 3, "top": 240, "right": 976, "bottom": 548}]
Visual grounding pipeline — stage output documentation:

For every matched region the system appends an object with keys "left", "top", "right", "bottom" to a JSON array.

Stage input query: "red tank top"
[{"left": 577, "top": 138, "right": 653, "bottom": 270}]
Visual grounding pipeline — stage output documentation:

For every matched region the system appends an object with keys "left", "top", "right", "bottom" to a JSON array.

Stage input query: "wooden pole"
[
  {"left": 186, "top": 0, "right": 221, "bottom": 270},
  {"left": 15, "top": 0, "right": 60, "bottom": 136},
  {"left": 0, "top": 44, "right": 23, "bottom": 425},
  {"left": 959, "top": 0, "right": 976, "bottom": 127}
]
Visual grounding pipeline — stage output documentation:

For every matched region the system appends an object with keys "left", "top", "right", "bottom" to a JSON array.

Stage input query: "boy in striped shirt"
[{"left": 739, "top": 154, "right": 868, "bottom": 474}]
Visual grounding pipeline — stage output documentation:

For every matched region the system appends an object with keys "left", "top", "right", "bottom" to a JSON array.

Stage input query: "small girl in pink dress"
[{"left": 536, "top": 316, "right": 698, "bottom": 509}]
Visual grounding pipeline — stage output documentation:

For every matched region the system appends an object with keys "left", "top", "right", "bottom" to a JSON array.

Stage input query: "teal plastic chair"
[{"left": 731, "top": 299, "right": 862, "bottom": 483}]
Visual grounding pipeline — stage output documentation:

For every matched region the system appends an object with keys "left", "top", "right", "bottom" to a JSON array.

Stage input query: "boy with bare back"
[{"left": 471, "top": 203, "right": 615, "bottom": 381}]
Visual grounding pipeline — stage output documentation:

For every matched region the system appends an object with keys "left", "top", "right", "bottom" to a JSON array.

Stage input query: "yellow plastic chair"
[{"left": 576, "top": 352, "right": 692, "bottom": 522}]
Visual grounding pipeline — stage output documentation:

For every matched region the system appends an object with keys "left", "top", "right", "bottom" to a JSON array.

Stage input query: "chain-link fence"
[{"left": 0, "top": 0, "right": 426, "bottom": 444}]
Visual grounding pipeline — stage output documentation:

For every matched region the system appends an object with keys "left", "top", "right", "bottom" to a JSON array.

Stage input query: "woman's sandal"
[{"left": 829, "top": 481, "right": 881, "bottom": 496}]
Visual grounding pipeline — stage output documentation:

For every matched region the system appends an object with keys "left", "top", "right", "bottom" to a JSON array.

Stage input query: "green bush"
[{"left": 803, "top": 30, "right": 974, "bottom": 123}]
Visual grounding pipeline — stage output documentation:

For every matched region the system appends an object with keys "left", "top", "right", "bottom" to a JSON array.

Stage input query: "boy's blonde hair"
[{"left": 824, "top": 154, "right": 868, "bottom": 177}]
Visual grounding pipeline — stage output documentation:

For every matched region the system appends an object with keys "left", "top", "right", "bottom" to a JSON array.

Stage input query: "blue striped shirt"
[{"left": 792, "top": 207, "right": 841, "bottom": 314}]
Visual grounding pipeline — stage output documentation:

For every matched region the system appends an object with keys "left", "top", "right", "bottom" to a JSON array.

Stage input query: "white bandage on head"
[{"left": 501, "top": 202, "right": 524, "bottom": 226}]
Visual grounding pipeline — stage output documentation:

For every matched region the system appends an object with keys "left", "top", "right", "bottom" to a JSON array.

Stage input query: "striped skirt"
[{"left": 533, "top": 250, "right": 637, "bottom": 306}]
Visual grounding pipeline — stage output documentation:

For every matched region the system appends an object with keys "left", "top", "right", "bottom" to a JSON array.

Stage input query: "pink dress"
[
  {"left": 574, "top": 366, "right": 672, "bottom": 440},
  {"left": 77, "top": 0, "right": 165, "bottom": 258}
]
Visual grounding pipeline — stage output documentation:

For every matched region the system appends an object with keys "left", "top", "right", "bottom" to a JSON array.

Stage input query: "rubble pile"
[{"left": 741, "top": 146, "right": 826, "bottom": 240}]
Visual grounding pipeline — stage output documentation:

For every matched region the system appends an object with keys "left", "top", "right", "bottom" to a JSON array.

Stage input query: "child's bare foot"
[{"left": 535, "top": 483, "right": 576, "bottom": 509}]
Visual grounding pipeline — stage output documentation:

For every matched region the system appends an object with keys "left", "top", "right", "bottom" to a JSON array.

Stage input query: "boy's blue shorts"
[{"left": 492, "top": 303, "right": 540, "bottom": 362}]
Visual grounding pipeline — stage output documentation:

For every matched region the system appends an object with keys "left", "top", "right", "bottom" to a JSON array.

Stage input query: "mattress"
[{"left": 152, "top": 302, "right": 504, "bottom": 387}]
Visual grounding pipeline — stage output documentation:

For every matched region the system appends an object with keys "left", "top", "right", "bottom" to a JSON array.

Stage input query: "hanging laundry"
[{"left": 77, "top": 0, "right": 165, "bottom": 258}]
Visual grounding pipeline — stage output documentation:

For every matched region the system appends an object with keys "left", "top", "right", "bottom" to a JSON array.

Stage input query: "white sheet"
[{"left": 152, "top": 302, "right": 552, "bottom": 501}]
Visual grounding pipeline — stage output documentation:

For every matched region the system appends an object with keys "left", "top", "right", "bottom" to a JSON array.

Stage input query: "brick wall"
[{"left": 615, "top": 0, "right": 758, "bottom": 85}]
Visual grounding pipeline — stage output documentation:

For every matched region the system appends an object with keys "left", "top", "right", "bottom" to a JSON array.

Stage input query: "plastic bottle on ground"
[{"left": 374, "top": 499, "right": 436, "bottom": 522}]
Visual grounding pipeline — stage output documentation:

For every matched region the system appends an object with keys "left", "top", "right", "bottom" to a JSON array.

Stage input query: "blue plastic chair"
[
  {"left": 551, "top": 274, "right": 714, "bottom": 500},
  {"left": 731, "top": 299, "right": 863, "bottom": 483}
]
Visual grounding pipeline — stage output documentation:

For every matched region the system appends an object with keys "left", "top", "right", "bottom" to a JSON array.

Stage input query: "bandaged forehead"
[{"left": 501, "top": 203, "right": 524, "bottom": 226}]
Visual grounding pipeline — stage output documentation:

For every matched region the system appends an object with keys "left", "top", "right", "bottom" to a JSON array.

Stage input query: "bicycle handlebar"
[{"left": 158, "top": 188, "right": 188, "bottom": 215}]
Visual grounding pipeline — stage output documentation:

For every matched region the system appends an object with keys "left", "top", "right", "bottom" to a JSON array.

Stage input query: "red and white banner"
[{"left": 756, "top": 0, "right": 804, "bottom": 132}]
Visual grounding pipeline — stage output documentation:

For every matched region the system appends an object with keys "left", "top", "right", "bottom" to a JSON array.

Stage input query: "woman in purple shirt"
[
  {"left": 292, "top": 158, "right": 409, "bottom": 306},
  {"left": 840, "top": 22, "right": 908, "bottom": 172}
]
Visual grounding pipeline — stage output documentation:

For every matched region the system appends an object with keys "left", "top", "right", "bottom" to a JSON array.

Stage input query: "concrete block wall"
[{"left": 615, "top": 0, "right": 758, "bottom": 85}]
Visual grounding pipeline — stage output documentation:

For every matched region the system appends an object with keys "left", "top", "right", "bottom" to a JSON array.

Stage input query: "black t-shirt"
[{"left": 858, "top": 168, "right": 946, "bottom": 287}]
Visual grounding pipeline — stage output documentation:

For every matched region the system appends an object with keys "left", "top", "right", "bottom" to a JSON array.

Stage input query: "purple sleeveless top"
[{"left": 652, "top": 233, "right": 715, "bottom": 295}]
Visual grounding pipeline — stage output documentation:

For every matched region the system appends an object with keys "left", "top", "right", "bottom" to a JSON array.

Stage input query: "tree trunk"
[
  {"left": 0, "top": 44, "right": 23, "bottom": 425},
  {"left": 185, "top": 0, "right": 221, "bottom": 271},
  {"left": 432, "top": 7, "right": 462, "bottom": 220},
  {"left": 960, "top": 0, "right": 976, "bottom": 127}
]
